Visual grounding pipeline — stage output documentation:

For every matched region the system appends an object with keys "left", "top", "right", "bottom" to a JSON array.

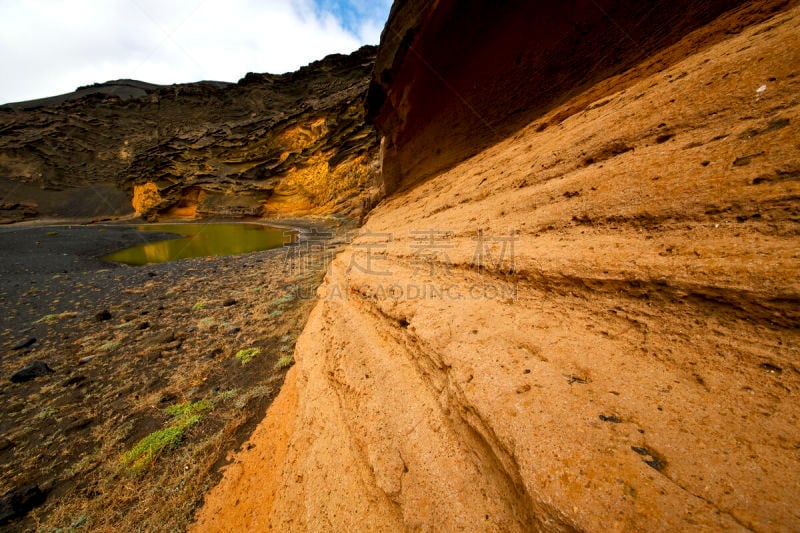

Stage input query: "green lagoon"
[{"left": 103, "top": 223, "right": 292, "bottom": 265}]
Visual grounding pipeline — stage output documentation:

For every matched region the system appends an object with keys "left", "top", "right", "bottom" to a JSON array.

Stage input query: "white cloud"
[
  {"left": 356, "top": 18, "right": 385, "bottom": 44},
  {"left": 0, "top": 0, "right": 387, "bottom": 104}
]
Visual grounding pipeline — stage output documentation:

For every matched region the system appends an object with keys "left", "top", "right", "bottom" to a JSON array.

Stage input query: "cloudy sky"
[{"left": 0, "top": 0, "right": 392, "bottom": 104}]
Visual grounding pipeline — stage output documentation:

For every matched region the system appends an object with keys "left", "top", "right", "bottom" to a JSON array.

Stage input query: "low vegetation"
[
  {"left": 236, "top": 347, "right": 260, "bottom": 365},
  {"left": 275, "top": 353, "right": 294, "bottom": 369},
  {"left": 122, "top": 426, "right": 186, "bottom": 474},
  {"left": 122, "top": 400, "right": 214, "bottom": 474}
]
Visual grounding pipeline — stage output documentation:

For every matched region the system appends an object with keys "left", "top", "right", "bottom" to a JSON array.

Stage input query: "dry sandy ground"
[{"left": 195, "top": 5, "right": 800, "bottom": 532}]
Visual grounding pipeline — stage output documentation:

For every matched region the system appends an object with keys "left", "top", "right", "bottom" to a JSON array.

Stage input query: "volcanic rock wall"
[
  {"left": 0, "top": 46, "right": 380, "bottom": 222},
  {"left": 366, "top": 0, "right": 781, "bottom": 194},
  {"left": 195, "top": 1, "right": 800, "bottom": 531}
]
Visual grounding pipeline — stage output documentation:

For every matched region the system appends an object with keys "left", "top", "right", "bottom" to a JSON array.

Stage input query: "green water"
[{"left": 103, "top": 223, "right": 292, "bottom": 265}]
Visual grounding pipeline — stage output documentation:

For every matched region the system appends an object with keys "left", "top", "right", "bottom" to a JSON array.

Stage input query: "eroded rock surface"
[
  {"left": 195, "top": 2, "right": 800, "bottom": 531},
  {"left": 366, "top": 0, "right": 790, "bottom": 194},
  {"left": 0, "top": 46, "right": 379, "bottom": 221}
]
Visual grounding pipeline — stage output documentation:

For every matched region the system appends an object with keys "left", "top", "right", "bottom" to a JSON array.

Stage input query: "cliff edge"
[{"left": 195, "top": 1, "right": 800, "bottom": 530}]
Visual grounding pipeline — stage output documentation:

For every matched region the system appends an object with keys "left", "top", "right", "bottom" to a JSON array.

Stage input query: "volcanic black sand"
[
  {"left": 0, "top": 218, "right": 350, "bottom": 531},
  {"left": 0, "top": 225, "right": 179, "bottom": 332}
]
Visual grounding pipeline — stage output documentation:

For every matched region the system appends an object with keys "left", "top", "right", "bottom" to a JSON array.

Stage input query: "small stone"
[
  {"left": 10, "top": 361, "right": 54, "bottom": 383},
  {"left": 78, "top": 355, "right": 97, "bottom": 365},
  {"left": 227, "top": 327, "right": 241, "bottom": 335},
  {"left": 223, "top": 298, "right": 237, "bottom": 307},
  {"left": 136, "top": 322, "right": 150, "bottom": 330},
  {"left": 11, "top": 338, "right": 36, "bottom": 350},
  {"left": 645, "top": 456, "right": 666, "bottom": 471},
  {"left": 94, "top": 310, "right": 112, "bottom": 321},
  {"left": 0, "top": 484, "right": 46, "bottom": 525}
]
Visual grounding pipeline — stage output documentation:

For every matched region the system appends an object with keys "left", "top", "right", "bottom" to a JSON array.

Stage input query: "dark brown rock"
[
  {"left": 10, "top": 361, "right": 54, "bottom": 383},
  {"left": 0, "top": 485, "right": 45, "bottom": 525},
  {"left": 11, "top": 338, "right": 36, "bottom": 350}
]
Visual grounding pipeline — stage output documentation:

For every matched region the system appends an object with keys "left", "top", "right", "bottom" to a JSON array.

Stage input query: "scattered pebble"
[
  {"left": 11, "top": 338, "right": 36, "bottom": 350},
  {"left": 9, "top": 361, "right": 54, "bottom": 383}
]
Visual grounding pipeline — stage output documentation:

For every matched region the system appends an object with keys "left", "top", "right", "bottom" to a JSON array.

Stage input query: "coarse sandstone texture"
[
  {"left": 195, "top": 2, "right": 800, "bottom": 532},
  {"left": 0, "top": 46, "right": 380, "bottom": 222}
]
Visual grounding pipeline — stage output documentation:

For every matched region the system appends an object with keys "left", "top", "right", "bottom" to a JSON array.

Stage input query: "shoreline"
[{"left": 0, "top": 215, "right": 350, "bottom": 248}]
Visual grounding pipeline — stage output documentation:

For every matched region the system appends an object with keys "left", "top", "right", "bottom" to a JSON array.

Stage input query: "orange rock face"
[
  {"left": 131, "top": 182, "right": 162, "bottom": 215},
  {"left": 195, "top": 2, "right": 800, "bottom": 531}
]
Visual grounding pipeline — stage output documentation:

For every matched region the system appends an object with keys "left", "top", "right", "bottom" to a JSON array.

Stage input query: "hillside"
[
  {"left": 195, "top": 1, "right": 800, "bottom": 531},
  {"left": 0, "top": 46, "right": 380, "bottom": 223}
]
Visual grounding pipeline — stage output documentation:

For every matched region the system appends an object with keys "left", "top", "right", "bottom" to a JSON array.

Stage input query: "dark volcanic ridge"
[{"left": 0, "top": 46, "right": 381, "bottom": 223}]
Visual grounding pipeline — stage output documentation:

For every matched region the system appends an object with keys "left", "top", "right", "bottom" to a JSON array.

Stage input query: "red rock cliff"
[{"left": 367, "top": 0, "right": 769, "bottom": 194}]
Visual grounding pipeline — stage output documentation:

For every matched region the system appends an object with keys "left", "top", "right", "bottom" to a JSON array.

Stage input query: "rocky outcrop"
[
  {"left": 0, "top": 46, "right": 380, "bottom": 221},
  {"left": 195, "top": 1, "right": 800, "bottom": 531},
  {"left": 366, "top": 0, "right": 789, "bottom": 194}
]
